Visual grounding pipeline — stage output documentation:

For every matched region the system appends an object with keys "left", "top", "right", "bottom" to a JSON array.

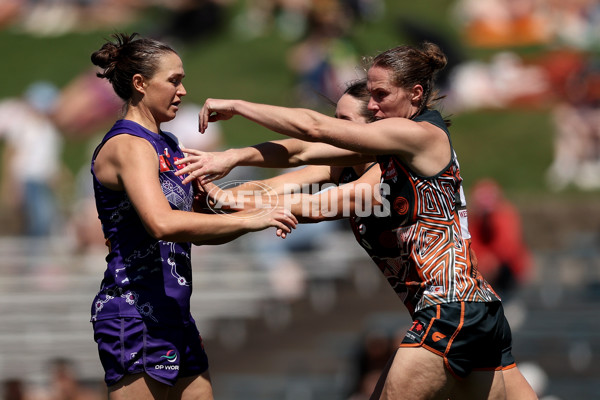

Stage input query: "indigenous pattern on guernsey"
[
  {"left": 338, "top": 166, "right": 422, "bottom": 314},
  {"left": 90, "top": 119, "right": 195, "bottom": 325},
  {"left": 375, "top": 109, "right": 500, "bottom": 314}
]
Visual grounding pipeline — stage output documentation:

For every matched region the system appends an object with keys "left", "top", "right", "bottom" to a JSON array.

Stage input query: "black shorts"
[
  {"left": 400, "top": 301, "right": 515, "bottom": 378},
  {"left": 93, "top": 317, "right": 209, "bottom": 386}
]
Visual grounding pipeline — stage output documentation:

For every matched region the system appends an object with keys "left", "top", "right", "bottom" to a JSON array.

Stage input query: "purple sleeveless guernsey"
[{"left": 90, "top": 119, "right": 195, "bottom": 325}]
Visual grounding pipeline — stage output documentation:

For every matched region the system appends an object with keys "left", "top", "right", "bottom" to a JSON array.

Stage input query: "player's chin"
[{"left": 163, "top": 107, "right": 178, "bottom": 121}]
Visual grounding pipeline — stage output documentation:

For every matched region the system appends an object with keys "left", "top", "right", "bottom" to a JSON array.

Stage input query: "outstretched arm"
[
  {"left": 202, "top": 163, "right": 383, "bottom": 224},
  {"left": 198, "top": 98, "right": 401, "bottom": 153},
  {"left": 175, "top": 138, "right": 371, "bottom": 185},
  {"left": 198, "top": 98, "right": 452, "bottom": 177},
  {"left": 230, "top": 165, "right": 334, "bottom": 196},
  {"left": 289, "top": 164, "right": 383, "bottom": 223}
]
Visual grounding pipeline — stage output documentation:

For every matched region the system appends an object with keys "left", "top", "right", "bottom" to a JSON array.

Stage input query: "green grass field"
[{"left": 0, "top": 0, "right": 596, "bottom": 205}]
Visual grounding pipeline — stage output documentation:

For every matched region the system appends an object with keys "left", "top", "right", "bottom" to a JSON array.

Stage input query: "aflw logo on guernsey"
[{"left": 205, "top": 180, "right": 392, "bottom": 219}]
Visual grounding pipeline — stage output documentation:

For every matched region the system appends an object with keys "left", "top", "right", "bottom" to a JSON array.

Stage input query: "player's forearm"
[
  {"left": 287, "top": 180, "right": 382, "bottom": 223},
  {"left": 287, "top": 191, "right": 349, "bottom": 223},
  {"left": 206, "top": 191, "right": 336, "bottom": 224},
  {"left": 145, "top": 209, "right": 253, "bottom": 243},
  {"left": 226, "top": 139, "right": 309, "bottom": 168}
]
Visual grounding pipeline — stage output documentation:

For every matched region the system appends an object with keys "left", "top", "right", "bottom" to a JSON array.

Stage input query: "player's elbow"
[
  {"left": 145, "top": 225, "right": 171, "bottom": 241},
  {"left": 295, "top": 114, "right": 324, "bottom": 142},
  {"left": 142, "top": 217, "right": 178, "bottom": 241},
  {"left": 306, "top": 123, "right": 326, "bottom": 142},
  {"left": 287, "top": 154, "right": 306, "bottom": 166}
]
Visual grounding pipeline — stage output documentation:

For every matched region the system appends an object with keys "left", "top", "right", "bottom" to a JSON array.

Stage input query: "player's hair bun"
[
  {"left": 421, "top": 41, "right": 447, "bottom": 73},
  {"left": 91, "top": 33, "right": 137, "bottom": 82}
]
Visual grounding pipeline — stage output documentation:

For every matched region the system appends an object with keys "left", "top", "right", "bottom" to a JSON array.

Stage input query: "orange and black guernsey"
[{"left": 373, "top": 109, "right": 500, "bottom": 316}]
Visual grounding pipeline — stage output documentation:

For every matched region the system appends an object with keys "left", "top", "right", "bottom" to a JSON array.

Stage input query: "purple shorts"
[{"left": 93, "top": 317, "right": 209, "bottom": 386}]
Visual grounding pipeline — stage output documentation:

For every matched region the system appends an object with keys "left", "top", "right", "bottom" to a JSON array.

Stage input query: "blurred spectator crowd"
[{"left": 449, "top": 0, "right": 600, "bottom": 191}]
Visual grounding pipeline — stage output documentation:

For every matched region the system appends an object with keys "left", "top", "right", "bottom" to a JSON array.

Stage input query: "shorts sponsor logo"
[
  {"left": 406, "top": 320, "right": 425, "bottom": 341},
  {"left": 432, "top": 332, "right": 446, "bottom": 342},
  {"left": 155, "top": 350, "right": 180, "bottom": 370},
  {"left": 155, "top": 364, "right": 179, "bottom": 370},
  {"left": 161, "top": 350, "right": 178, "bottom": 363}
]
